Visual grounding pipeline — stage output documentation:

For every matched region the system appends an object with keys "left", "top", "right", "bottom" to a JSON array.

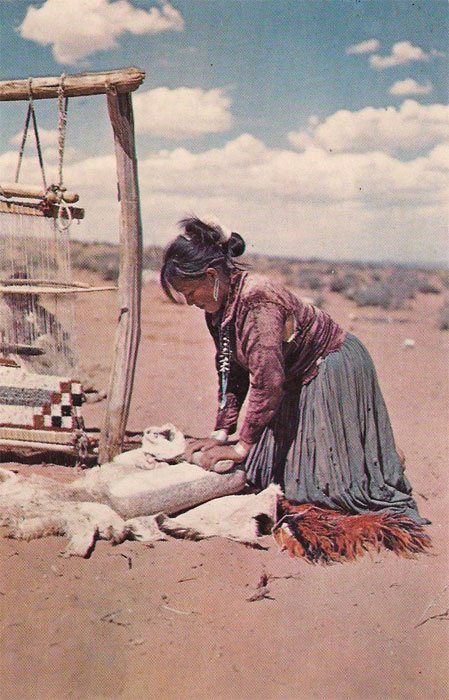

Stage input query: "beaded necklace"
[{"left": 218, "top": 324, "right": 231, "bottom": 409}]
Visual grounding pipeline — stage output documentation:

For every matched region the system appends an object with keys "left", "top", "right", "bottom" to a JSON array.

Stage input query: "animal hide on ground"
[
  {"left": 0, "top": 468, "right": 168, "bottom": 557},
  {"left": 156, "top": 484, "right": 281, "bottom": 545},
  {"left": 0, "top": 423, "right": 247, "bottom": 556},
  {"left": 0, "top": 466, "right": 277, "bottom": 556}
]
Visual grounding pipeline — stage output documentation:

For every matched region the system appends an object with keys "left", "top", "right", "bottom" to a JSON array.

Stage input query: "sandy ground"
[{"left": 0, "top": 277, "right": 448, "bottom": 700}]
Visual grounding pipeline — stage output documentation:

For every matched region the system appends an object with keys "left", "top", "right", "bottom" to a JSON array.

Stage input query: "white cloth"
[{"left": 112, "top": 424, "right": 186, "bottom": 467}]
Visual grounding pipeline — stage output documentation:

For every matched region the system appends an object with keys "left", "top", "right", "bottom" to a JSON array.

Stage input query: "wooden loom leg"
[{"left": 98, "top": 91, "right": 142, "bottom": 463}]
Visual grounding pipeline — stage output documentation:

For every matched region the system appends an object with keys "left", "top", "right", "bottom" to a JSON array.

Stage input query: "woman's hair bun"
[
  {"left": 226, "top": 231, "right": 245, "bottom": 257},
  {"left": 178, "top": 217, "right": 222, "bottom": 245},
  {"left": 178, "top": 216, "right": 245, "bottom": 257}
]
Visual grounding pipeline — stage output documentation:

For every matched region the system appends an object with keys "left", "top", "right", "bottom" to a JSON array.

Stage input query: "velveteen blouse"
[{"left": 206, "top": 271, "right": 346, "bottom": 445}]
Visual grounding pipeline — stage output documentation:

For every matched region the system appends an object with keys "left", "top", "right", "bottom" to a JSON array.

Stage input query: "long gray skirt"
[{"left": 244, "top": 333, "right": 427, "bottom": 524}]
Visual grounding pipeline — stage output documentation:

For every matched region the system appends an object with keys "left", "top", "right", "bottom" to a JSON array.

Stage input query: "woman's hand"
[
  {"left": 184, "top": 437, "right": 224, "bottom": 463},
  {"left": 198, "top": 444, "right": 247, "bottom": 470}
]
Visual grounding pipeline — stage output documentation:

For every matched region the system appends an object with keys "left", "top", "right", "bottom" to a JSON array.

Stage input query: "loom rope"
[
  {"left": 53, "top": 74, "right": 72, "bottom": 232},
  {"left": 14, "top": 77, "right": 47, "bottom": 190},
  {"left": 57, "top": 74, "right": 68, "bottom": 194}
]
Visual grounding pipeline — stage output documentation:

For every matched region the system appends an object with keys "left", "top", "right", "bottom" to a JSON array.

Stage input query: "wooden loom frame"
[{"left": 0, "top": 67, "right": 145, "bottom": 463}]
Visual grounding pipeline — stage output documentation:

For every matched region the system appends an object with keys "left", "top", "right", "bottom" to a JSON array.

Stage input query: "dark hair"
[{"left": 160, "top": 216, "right": 246, "bottom": 302}]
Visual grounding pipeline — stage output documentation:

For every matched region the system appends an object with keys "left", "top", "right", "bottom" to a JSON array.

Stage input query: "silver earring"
[{"left": 213, "top": 278, "right": 219, "bottom": 301}]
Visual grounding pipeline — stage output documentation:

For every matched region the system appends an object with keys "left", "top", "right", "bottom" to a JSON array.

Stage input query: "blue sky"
[{"left": 0, "top": 1, "right": 448, "bottom": 264}]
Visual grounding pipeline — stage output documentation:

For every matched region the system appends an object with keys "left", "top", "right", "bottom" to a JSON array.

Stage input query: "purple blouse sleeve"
[{"left": 238, "top": 302, "right": 286, "bottom": 444}]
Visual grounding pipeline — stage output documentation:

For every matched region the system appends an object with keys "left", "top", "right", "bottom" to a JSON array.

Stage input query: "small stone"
[{"left": 130, "top": 638, "right": 145, "bottom": 646}]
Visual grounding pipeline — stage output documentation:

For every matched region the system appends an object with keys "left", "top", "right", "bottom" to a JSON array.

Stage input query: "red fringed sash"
[{"left": 273, "top": 498, "right": 431, "bottom": 564}]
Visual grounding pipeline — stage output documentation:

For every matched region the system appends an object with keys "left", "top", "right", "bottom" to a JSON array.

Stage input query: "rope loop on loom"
[
  {"left": 10, "top": 74, "right": 73, "bottom": 231},
  {"left": 104, "top": 77, "right": 117, "bottom": 95},
  {"left": 56, "top": 198, "right": 73, "bottom": 231},
  {"left": 15, "top": 77, "right": 48, "bottom": 190}
]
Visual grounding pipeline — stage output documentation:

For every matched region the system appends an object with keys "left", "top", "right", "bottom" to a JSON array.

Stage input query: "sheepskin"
[
  {"left": 156, "top": 484, "right": 281, "bottom": 545},
  {"left": 0, "top": 466, "right": 279, "bottom": 555},
  {"left": 0, "top": 469, "right": 128, "bottom": 556},
  {"left": 0, "top": 468, "right": 168, "bottom": 556}
]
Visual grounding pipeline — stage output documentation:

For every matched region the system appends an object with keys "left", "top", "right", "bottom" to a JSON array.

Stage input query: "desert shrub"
[
  {"left": 437, "top": 270, "right": 449, "bottom": 289},
  {"left": 351, "top": 276, "right": 417, "bottom": 310},
  {"left": 417, "top": 279, "right": 441, "bottom": 294},
  {"left": 295, "top": 270, "right": 325, "bottom": 290},
  {"left": 352, "top": 282, "right": 396, "bottom": 309},
  {"left": 89, "top": 253, "right": 119, "bottom": 280},
  {"left": 102, "top": 263, "right": 119, "bottom": 282},
  {"left": 387, "top": 268, "right": 420, "bottom": 300},
  {"left": 72, "top": 241, "right": 166, "bottom": 280},
  {"left": 143, "top": 245, "right": 164, "bottom": 270},
  {"left": 307, "top": 276, "right": 324, "bottom": 290},
  {"left": 72, "top": 246, "right": 119, "bottom": 273},
  {"left": 439, "top": 300, "right": 449, "bottom": 330},
  {"left": 330, "top": 273, "right": 358, "bottom": 293},
  {"left": 370, "top": 271, "right": 383, "bottom": 282},
  {"left": 351, "top": 268, "right": 421, "bottom": 309}
]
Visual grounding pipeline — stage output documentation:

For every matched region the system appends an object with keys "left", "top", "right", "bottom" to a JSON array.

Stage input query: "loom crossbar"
[
  {"left": 0, "top": 183, "right": 79, "bottom": 203},
  {"left": 0, "top": 284, "right": 117, "bottom": 295},
  {"left": 0, "top": 200, "right": 84, "bottom": 219},
  {"left": 0, "top": 68, "right": 145, "bottom": 101},
  {"left": 0, "top": 426, "right": 75, "bottom": 445},
  {"left": 0, "top": 439, "right": 76, "bottom": 454},
  {"left": 0, "top": 343, "right": 44, "bottom": 356}
]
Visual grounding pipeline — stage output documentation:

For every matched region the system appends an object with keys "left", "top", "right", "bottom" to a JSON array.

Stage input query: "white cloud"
[
  {"left": 131, "top": 133, "right": 446, "bottom": 263},
  {"left": 0, "top": 149, "right": 48, "bottom": 185},
  {"left": 370, "top": 41, "right": 429, "bottom": 69},
  {"left": 42, "top": 145, "right": 77, "bottom": 163},
  {"left": 133, "top": 87, "right": 233, "bottom": 138},
  {"left": 431, "top": 49, "right": 446, "bottom": 58},
  {"left": 389, "top": 79, "right": 433, "bottom": 96},
  {"left": 19, "top": 0, "right": 184, "bottom": 64},
  {"left": 10, "top": 127, "right": 58, "bottom": 147},
  {"left": 346, "top": 38, "right": 379, "bottom": 55},
  {"left": 0, "top": 144, "right": 78, "bottom": 187},
  {"left": 138, "top": 135, "right": 446, "bottom": 207},
  {"left": 428, "top": 140, "right": 449, "bottom": 170},
  {"left": 7, "top": 127, "right": 78, "bottom": 170},
  {"left": 287, "top": 101, "right": 449, "bottom": 155},
  {"left": 54, "top": 131, "right": 446, "bottom": 215},
  {"left": 112, "top": 137, "right": 448, "bottom": 262},
  {"left": 2, "top": 124, "right": 446, "bottom": 264}
]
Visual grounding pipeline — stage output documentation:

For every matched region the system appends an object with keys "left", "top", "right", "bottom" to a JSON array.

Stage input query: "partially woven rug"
[{"left": 273, "top": 498, "right": 431, "bottom": 564}]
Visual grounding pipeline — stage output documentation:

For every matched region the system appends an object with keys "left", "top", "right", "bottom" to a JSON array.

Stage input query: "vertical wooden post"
[{"left": 98, "top": 90, "right": 142, "bottom": 463}]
